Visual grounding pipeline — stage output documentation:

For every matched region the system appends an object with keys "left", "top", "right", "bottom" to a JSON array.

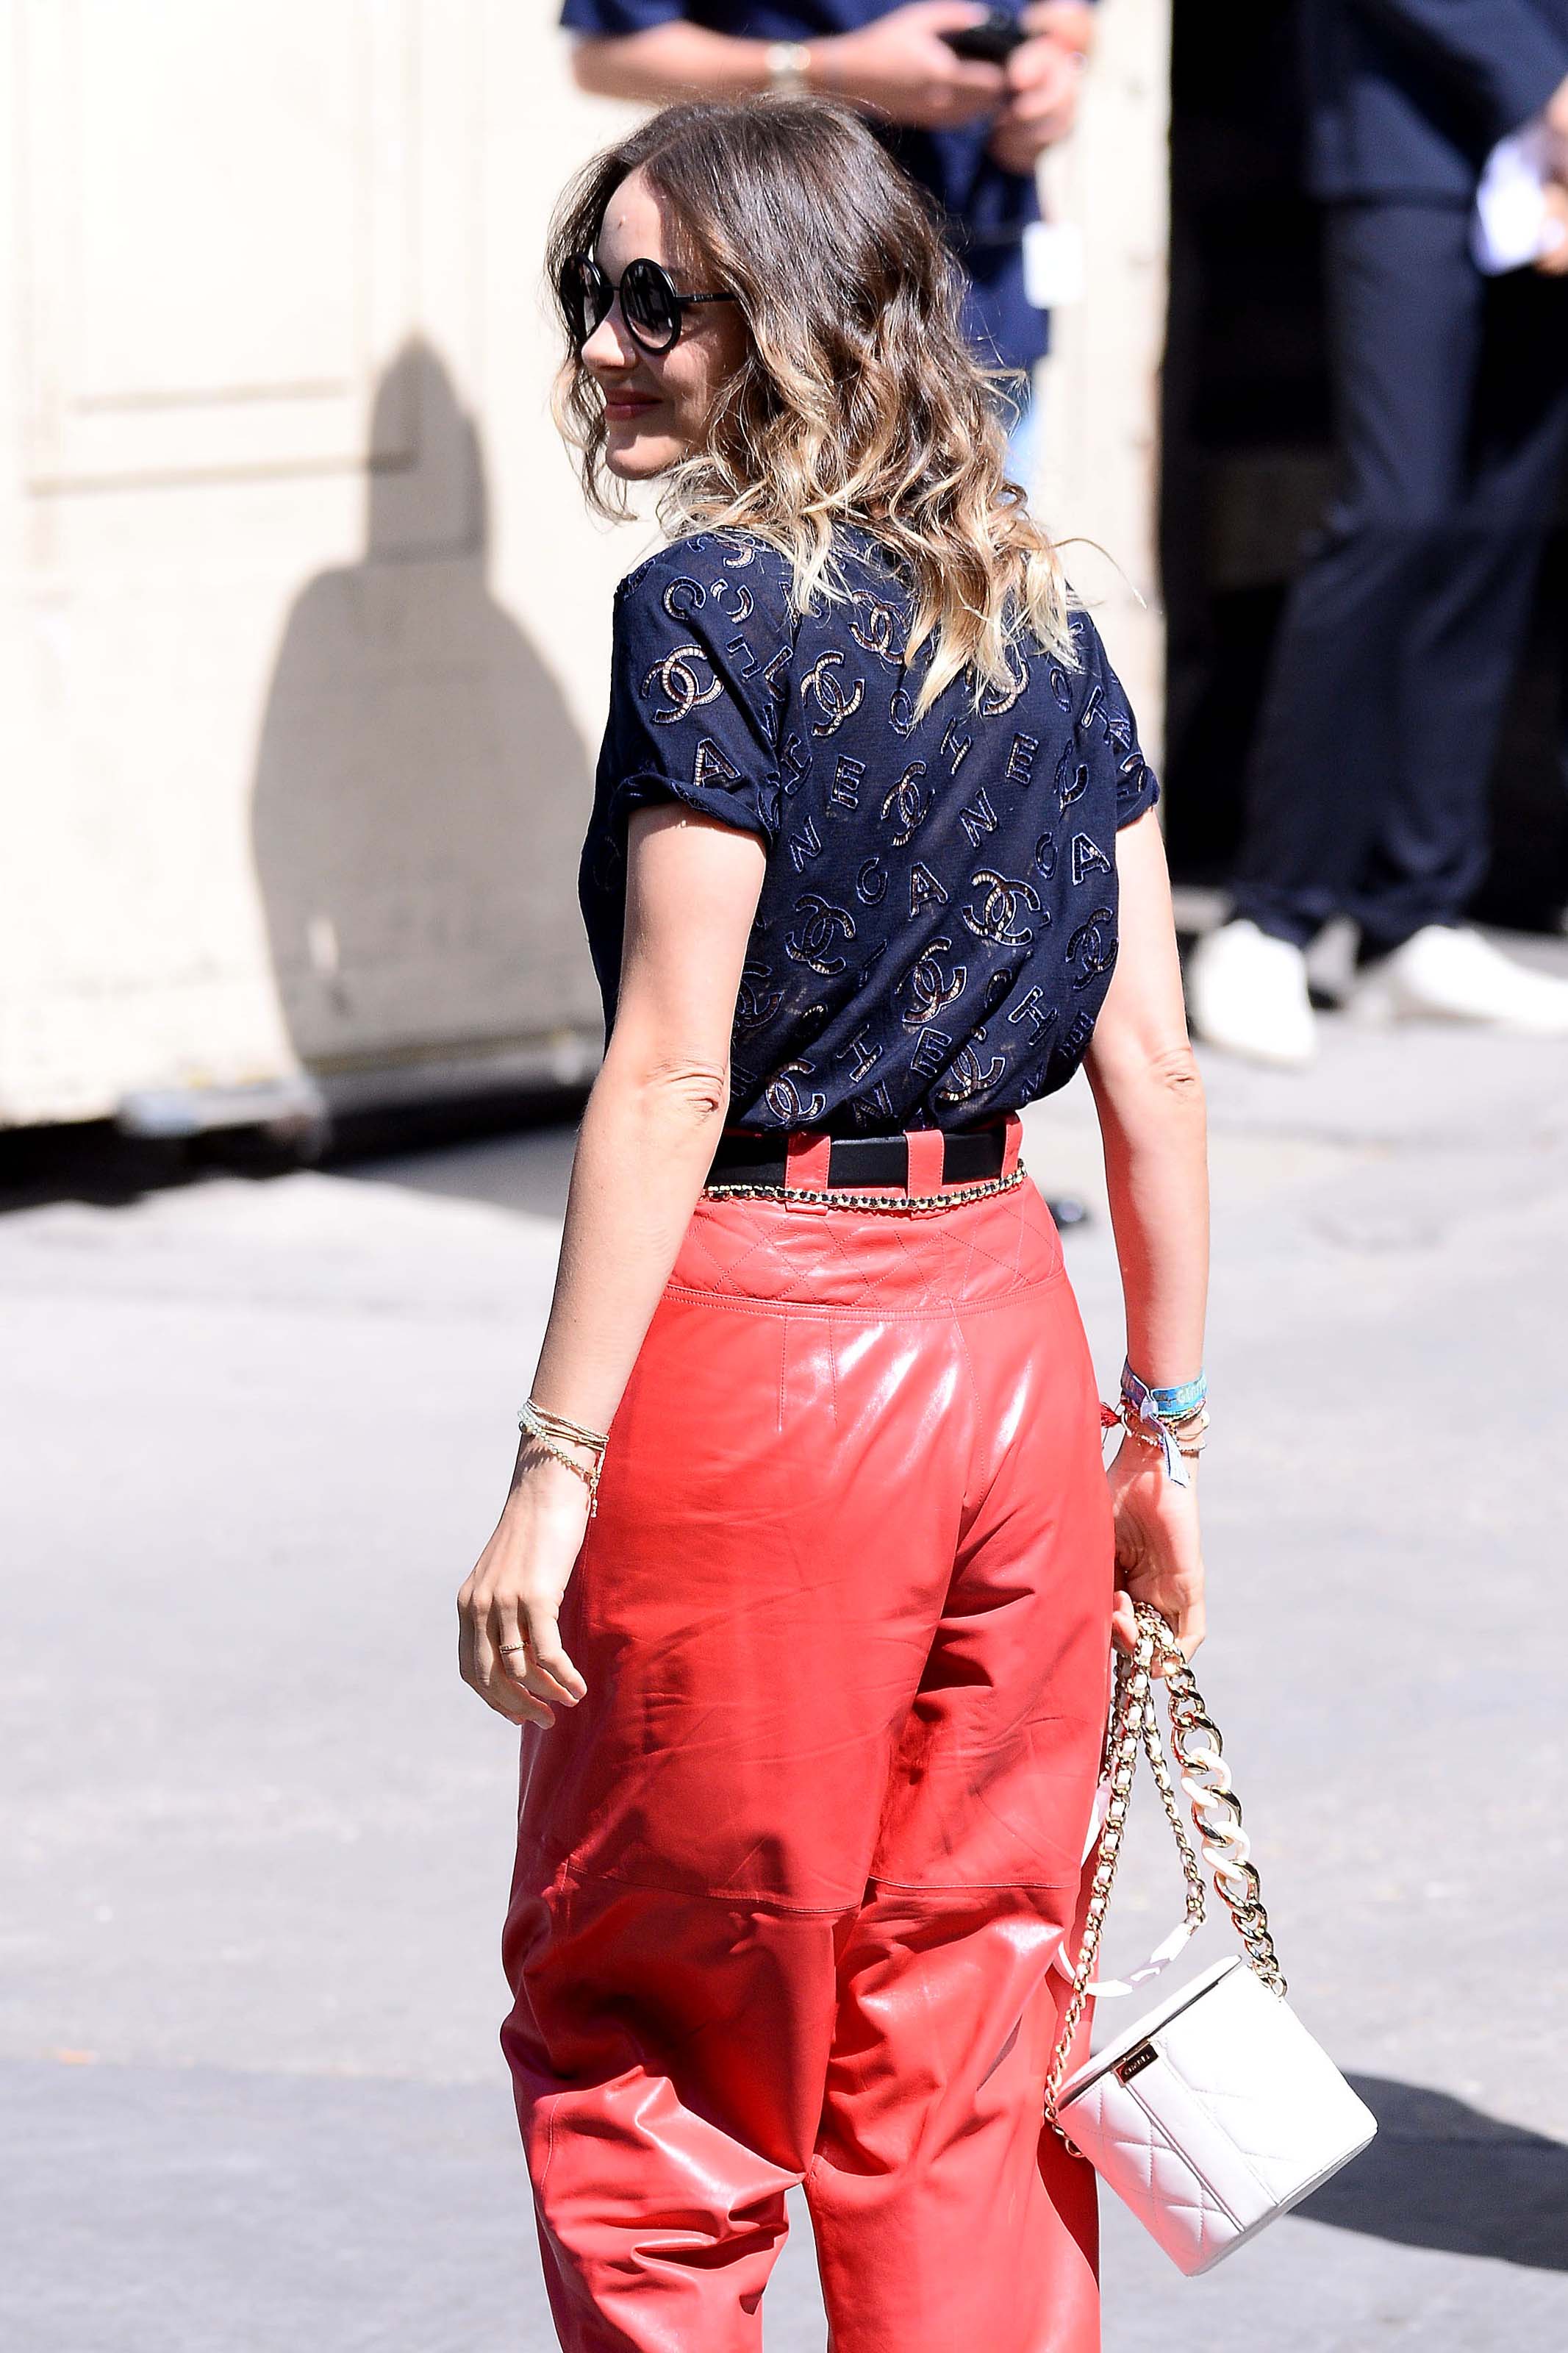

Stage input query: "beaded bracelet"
[
  {"left": 517, "top": 1398, "right": 609, "bottom": 1514},
  {"left": 524, "top": 1400, "right": 609, "bottom": 1453},
  {"left": 1103, "top": 1401, "right": 1208, "bottom": 1465}
]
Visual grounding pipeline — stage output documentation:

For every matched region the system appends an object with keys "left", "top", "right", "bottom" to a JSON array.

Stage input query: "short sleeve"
[
  {"left": 1066, "top": 610, "right": 1161, "bottom": 832},
  {"left": 604, "top": 535, "right": 794, "bottom": 847},
  {"left": 559, "top": 0, "right": 685, "bottom": 37}
]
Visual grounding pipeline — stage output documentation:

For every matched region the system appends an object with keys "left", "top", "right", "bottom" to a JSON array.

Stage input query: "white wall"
[
  {"left": 1038, "top": 0, "right": 1170, "bottom": 770},
  {"left": 0, "top": 0, "right": 1169, "bottom": 1129},
  {"left": 0, "top": 1, "right": 647, "bottom": 1128}
]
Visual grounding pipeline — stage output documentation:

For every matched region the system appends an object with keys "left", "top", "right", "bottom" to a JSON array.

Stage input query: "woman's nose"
[{"left": 583, "top": 303, "right": 639, "bottom": 371}]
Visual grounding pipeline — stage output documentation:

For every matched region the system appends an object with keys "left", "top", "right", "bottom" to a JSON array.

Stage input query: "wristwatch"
[{"left": 765, "top": 39, "right": 812, "bottom": 93}]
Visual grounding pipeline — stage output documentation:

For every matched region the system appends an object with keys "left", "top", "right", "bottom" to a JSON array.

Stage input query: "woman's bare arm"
[
  {"left": 531, "top": 805, "right": 766, "bottom": 1431},
  {"left": 457, "top": 804, "right": 766, "bottom": 1727},
  {"left": 1083, "top": 807, "right": 1208, "bottom": 1385},
  {"left": 1082, "top": 807, "right": 1209, "bottom": 1657}
]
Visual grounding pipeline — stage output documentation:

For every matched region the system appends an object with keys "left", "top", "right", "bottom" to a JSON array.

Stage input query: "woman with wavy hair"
[{"left": 458, "top": 96, "right": 1208, "bottom": 2353}]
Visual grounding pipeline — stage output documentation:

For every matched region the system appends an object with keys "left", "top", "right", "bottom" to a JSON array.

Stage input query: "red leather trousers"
[{"left": 502, "top": 1122, "right": 1114, "bottom": 2352}]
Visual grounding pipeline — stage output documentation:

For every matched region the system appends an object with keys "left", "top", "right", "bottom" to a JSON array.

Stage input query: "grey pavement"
[{"left": 4, "top": 978, "right": 1568, "bottom": 2349}]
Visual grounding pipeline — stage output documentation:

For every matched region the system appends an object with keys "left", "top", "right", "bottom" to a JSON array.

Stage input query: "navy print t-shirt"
[{"left": 578, "top": 528, "right": 1159, "bottom": 1133}]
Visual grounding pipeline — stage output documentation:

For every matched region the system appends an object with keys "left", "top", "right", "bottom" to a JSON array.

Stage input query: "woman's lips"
[{"left": 603, "top": 392, "right": 660, "bottom": 421}]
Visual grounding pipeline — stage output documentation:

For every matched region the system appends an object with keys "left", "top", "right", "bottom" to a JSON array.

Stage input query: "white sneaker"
[
  {"left": 1186, "top": 918, "right": 1317, "bottom": 1067},
  {"left": 1351, "top": 925, "right": 1568, "bottom": 1038}
]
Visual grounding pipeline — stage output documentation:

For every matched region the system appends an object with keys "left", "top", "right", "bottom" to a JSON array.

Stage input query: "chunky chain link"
[
  {"left": 1161, "top": 1638, "right": 1286, "bottom": 1990},
  {"left": 701, "top": 1165, "right": 1028, "bottom": 1215},
  {"left": 1044, "top": 1605, "right": 1287, "bottom": 2150}
]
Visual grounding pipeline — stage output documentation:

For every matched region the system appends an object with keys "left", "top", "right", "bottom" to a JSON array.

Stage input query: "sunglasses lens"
[
  {"left": 620, "top": 261, "right": 679, "bottom": 351},
  {"left": 561, "top": 257, "right": 609, "bottom": 347}
]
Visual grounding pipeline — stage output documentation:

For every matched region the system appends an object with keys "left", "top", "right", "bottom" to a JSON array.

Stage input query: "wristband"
[
  {"left": 1124, "top": 1360, "right": 1206, "bottom": 1424},
  {"left": 1118, "top": 1361, "right": 1207, "bottom": 1488}
]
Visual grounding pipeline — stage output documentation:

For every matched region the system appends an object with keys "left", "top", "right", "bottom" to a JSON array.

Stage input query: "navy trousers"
[{"left": 1232, "top": 201, "right": 1568, "bottom": 953}]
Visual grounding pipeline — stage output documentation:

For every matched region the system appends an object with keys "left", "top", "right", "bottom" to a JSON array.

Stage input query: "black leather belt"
[{"left": 706, "top": 1124, "right": 1007, "bottom": 1191}]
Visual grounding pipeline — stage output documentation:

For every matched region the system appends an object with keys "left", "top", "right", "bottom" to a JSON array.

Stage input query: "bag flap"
[{"left": 1056, "top": 1956, "right": 1242, "bottom": 2107}]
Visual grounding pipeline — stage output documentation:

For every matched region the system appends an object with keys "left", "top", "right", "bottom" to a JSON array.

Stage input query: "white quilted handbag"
[{"left": 1044, "top": 1606, "right": 1376, "bottom": 2274}]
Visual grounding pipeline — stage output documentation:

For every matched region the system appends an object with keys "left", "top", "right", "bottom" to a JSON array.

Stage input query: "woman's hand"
[
  {"left": 1106, "top": 1437, "right": 1206, "bottom": 1669},
  {"left": 457, "top": 1446, "right": 591, "bottom": 1728}
]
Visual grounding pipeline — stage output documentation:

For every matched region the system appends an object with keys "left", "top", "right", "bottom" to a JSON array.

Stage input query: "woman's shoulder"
[
  {"left": 606, "top": 532, "right": 800, "bottom": 758},
  {"left": 1054, "top": 605, "right": 1160, "bottom": 827},
  {"left": 1059, "top": 607, "right": 1136, "bottom": 732},
  {"left": 614, "top": 529, "right": 796, "bottom": 623}
]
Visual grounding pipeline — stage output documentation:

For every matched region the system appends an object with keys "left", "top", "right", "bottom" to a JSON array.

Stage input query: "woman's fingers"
[
  {"left": 519, "top": 1600, "right": 587, "bottom": 1707},
  {"left": 1117, "top": 1577, "right": 1205, "bottom": 1670},
  {"left": 458, "top": 1474, "right": 590, "bottom": 1724},
  {"left": 458, "top": 1574, "right": 555, "bottom": 1727},
  {"left": 470, "top": 1604, "right": 538, "bottom": 1722},
  {"left": 482, "top": 1655, "right": 554, "bottom": 1729},
  {"left": 491, "top": 1596, "right": 582, "bottom": 1711},
  {"left": 1110, "top": 1590, "right": 1141, "bottom": 1654}
]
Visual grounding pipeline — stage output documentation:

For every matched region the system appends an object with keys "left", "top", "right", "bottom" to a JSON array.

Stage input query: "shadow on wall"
[
  {"left": 1301, "top": 2077, "right": 1568, "bottom": 2270},
  {"left": 251, "top": 338, "right": 594, "bottom": 1077}
]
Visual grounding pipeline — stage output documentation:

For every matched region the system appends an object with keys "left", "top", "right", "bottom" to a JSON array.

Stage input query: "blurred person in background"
[
  {"left": 1189, "top": 0, "right": 1568, "bottom": 1065},
  {"left": 458, "top": 96, "right": 1207, "bottom": 2352},
  {"left": 560, "top": 0, "right": 1096, "bottom": 486}
]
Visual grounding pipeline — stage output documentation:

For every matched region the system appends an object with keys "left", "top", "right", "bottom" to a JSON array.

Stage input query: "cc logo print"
[
  {"left": 801, "top": 650, "right": 866, "bottom": 738},
  {"left": 960, "top": 868, "right": 1042, "bottom": 948},
  {"left": 902, "top": 935, "right": 968, "bottom": 1029},
  {"left": 879, "top": 761, "right": 930, "bottom": 848},
  {"left": 764, "top": 1061, "right": 827, "bottom": 1123},
  {"left": 934, "top": 1041, "right": 1006, "bottom": 1105},
  {"left": 1067, "top": 905, "right": 1117, "bottom": 990},
  {"left": 711, "top": 577, "right": 753, "bottom": 624},
  {"left": 849, "top": 599, "right": 901, "bottom": 663},
  {"left": 785, "top": 892, "right": 856, "bottom": 976},
  {"left": 660, "top": 576, "right": 706, "bottom": 621},
  {"left": 979, "top": 649, "right": 1028, "bottom": 717},
  {"left": 889, "top": 686, "right": 917, "bottom": 738},
  {"left": 734, "top": 959, "right": 786, "bottom": 1035},
  {"left": 642, "top": 645, "right": 722, "bottom": 725}
]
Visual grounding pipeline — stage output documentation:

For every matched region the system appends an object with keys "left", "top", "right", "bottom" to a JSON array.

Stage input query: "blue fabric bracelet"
[
  {"left": 1119, "top": 1362, "right": 1206, "bottom": 1488},
  {"left": 1128, "top": 1363, "right": 1207, "bottom": 1422}
]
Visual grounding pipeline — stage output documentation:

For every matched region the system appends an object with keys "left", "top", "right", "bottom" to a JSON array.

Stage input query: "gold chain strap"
[
  {"left": 701, "top": 1165, "right": 1028, "bottom": 1216},
  {"left": 1044, "top": 1605, "right": 1287, "bottom": 2147}
]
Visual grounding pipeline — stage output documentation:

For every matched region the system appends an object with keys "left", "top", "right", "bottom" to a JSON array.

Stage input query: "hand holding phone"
[
  {"left": 807, "top": 4, "right": 1009, "bottom": 129},
  {"left": 941, "top": 7, "right": 1027, "bottom": 64}
]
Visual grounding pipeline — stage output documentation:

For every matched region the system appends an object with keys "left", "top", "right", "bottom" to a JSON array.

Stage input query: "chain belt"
[{"left": 701, "top": 1165, "right": 1029, "bottom": 1215}]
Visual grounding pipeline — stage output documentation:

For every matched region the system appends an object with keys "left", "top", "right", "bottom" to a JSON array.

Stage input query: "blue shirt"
[
  {"left": 558, "top": 0, "right": 1048, "bottom": 372},
  {"left": 579, "top": 529, "right": 1159, "bottom": 1131}
]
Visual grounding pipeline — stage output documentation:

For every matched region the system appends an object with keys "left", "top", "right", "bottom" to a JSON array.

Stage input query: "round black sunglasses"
[{"left": 559, "top": 254, "right": 737, "bottom": 357}]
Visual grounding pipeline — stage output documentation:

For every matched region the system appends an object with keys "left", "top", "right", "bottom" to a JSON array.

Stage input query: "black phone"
[{"left": 941, "top": 9, "right": 1028, "bottom": 64}]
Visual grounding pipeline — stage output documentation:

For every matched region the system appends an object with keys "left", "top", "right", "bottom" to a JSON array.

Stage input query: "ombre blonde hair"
[{"left": 547, "top": 98, "right": 1075, "bottom": 718}]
